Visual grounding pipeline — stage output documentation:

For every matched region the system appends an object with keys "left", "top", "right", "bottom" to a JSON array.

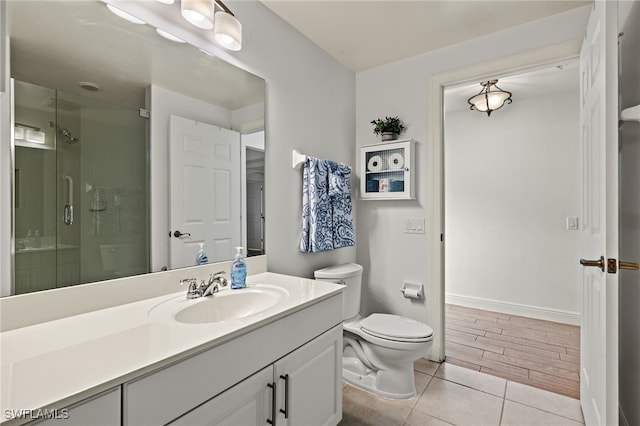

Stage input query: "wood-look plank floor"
[{"left": 444, "top": 304, "right": 580, "bottom": 399}]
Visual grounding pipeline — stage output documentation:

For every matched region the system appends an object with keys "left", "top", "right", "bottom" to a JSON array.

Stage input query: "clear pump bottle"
[
  {"left": 230, "top": 247, "right": 247, "bottom": 289},
  {"left": 195, "top": 243, "right": 209, "bottom": 265}
]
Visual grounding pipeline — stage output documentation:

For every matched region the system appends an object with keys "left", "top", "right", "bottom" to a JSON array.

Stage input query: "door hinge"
[{"left": 139, "top": 108, "right": 150, "bottom": 119}]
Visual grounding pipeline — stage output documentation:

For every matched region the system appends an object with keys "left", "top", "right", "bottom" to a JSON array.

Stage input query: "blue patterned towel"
[{"left": 300, "top": 157, "right": 355, "bottom": 252}]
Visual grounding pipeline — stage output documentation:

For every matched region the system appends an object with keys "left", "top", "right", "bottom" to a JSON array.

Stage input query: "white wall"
[
  {"left": 355, "top": 6, "right": 590, "bottom": 325},
  {"left": 444, "top": 91, "right": 581, "bottom": 323},
  {"left": 618, "top": 2, "right": 640, "bottom": 424},
  {"left": 231, "top": 1, "right": 357, "bottom": 277}
]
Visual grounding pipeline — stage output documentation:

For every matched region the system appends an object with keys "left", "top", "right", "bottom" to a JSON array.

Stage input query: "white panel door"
[
  {"left": 169, "top": 115, "right": 240, "bottom": 268},
  {"left": 578, "top": 2, "right": 619, "bottom": 425}
]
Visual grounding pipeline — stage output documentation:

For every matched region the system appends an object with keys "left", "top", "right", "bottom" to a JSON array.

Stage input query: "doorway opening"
[{"left": 429, "top": 42, "right": 579, "bottom": 397}]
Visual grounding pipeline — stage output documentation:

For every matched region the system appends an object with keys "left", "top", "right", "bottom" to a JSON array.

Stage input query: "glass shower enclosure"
[{"left": 12, "top": 80, "right": 148, "bottom": 295}]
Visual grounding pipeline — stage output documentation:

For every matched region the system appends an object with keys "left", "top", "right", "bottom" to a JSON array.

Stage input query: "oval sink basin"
[{"left": 149, "top": 285, "right": 288, "bottom": 325}]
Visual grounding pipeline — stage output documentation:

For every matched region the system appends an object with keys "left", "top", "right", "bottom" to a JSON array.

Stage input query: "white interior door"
[
  {"left": 578, "top": 2, "right": 619, "bottom": 425},
  {"left": 169, "top": 115, "right": 240, "bottom": 268}
]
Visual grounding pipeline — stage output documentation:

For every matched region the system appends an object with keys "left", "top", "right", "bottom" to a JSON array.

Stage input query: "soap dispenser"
[
  {"left": 230, "top": 247, "right": 247, "bottom": 289},
  {"left": 32, "top": 230, "right": 41, "bottom": 248},
  {"left": 195, "top": 242, "right": 209, "bottom": 265}
]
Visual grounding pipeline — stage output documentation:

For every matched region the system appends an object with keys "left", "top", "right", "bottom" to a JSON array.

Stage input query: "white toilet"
[{"left": 314, "top": 263, "right": 433, "bottom": 399}]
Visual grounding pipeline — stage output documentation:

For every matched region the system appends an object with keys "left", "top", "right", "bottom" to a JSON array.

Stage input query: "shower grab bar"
[{"left": 63, "top": 175, "right": 73, "bottom": 226}]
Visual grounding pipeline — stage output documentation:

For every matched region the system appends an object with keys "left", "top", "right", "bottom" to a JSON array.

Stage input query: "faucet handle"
[
  {"left": 180, "top": 278, "right": 200, "bottom": 299},
  {"left": 209, "top": 272, "right": 228, "bottom": 288}
]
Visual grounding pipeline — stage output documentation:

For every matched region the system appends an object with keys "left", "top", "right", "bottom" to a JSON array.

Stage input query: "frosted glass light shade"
[
  {"left": 181, "top": 0, "right": 215, "bottom": 30},
  {"left": 156, "top": 0, "right": 175, "bottom": 4},
  {"left": 213, "top": 11, "right": 242, "bottom": 51},
  {"left": 468, "top": 80, "right": 512, "bottom": 116}
]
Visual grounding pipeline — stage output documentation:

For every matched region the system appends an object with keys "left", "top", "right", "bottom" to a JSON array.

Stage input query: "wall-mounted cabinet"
[{"left": 360, "top": 139, "right": 415, "bottom": 200}]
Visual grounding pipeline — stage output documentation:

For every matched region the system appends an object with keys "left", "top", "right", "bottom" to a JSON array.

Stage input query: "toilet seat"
[{"left": 360, "top": 314, "right": 433, "bottom": 343}]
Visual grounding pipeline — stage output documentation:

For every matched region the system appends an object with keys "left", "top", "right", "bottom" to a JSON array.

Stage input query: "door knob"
[
  {"left": 579, "top": 256, "right": 605, "bottom": 272},
  {"left": 606, "top": 259, "right": 639, "bottom": 273},
  {"left": 171, "top": 230, "right": 191, "bottom": 238},
  {"left": 619, "top": 261, "right": 639, "bottom": 270}
]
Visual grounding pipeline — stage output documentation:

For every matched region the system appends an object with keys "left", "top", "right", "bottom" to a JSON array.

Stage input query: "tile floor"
[{"left": 339, "top": 359, "right": 585, "bottom": 426}]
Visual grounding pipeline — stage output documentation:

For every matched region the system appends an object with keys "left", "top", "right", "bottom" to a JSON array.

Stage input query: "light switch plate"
[
  {"left": 566, "top": 217, "right": 579, "bottom": 230},
  {"left": 405, "top": 218, "right": 425, "bottom": 234}
]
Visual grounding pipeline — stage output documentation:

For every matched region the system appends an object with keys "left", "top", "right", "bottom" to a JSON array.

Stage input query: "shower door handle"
[
  {"left": 63, "top": 175, "right": 74, "bottom": 225},
  {"left": 63, "top": 204, "right": 74, "bottom": 225}
]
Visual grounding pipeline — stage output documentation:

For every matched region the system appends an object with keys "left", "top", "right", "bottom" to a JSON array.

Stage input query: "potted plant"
[{"left": 371, "top": 116, "right": 406, "bottom": 141}]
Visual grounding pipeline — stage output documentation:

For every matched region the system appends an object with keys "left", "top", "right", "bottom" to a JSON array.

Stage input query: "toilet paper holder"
[{"left": 401, "top": 281, "right": 423, "bottom": 300}]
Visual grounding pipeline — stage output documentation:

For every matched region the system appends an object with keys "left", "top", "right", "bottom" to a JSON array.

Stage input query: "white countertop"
[{"left": 0, "top": 272, "right": 343, "bottom": 423}]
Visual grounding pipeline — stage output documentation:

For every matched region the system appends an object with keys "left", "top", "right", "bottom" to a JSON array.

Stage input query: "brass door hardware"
[
  {"left": 580, "top": 256, "right": 639, "bottom": 273},
  {"left": 607, "top": 259, "right": 640, "bottom": 274},
  {"left": 580, "top": 256, "right": 605, "bottom": 272}
]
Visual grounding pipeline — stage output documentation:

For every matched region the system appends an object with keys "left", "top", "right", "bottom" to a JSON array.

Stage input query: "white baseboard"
[{"left": 445, "top": 293, "right": 581, "bottom": 325}]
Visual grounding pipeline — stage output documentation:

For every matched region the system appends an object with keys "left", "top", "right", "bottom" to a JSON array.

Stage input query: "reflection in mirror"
[{"left": 5, "top": 1, "right": 265, "bottom": 296}]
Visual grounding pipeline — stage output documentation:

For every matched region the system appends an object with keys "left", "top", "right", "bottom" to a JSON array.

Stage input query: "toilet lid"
[{"left": 360, "top": 314, "right": 433, "bottom": 340}]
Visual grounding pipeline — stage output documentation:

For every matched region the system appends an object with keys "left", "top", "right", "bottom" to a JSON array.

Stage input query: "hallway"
[{"left": 444, "top": 304, "right": 580, "bottom": 399}]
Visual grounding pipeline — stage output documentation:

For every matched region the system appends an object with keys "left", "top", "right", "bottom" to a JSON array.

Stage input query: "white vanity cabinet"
[
  {"left": 30, "top": 388, "right": 120, "bottom": 426},
  {"left": 124, "top": 293, "right": 343, "bottom": 426},
  {"left": 360, "top": 139, "right": 416, "bottom": 200},
  {"left": 170, "top": 325, "right": 342, "bottom": 426}
]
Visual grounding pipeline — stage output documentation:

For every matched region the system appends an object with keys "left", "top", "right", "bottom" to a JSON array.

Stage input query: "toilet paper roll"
[
  {"left": 402, "top": 288, "right": 422, "bottom": 299},
  {"left": 388, "top": 153, "right": 404, "bottom": 170},
  {"left": 367, "top": 155, "right": 384, "bottom": 172}
]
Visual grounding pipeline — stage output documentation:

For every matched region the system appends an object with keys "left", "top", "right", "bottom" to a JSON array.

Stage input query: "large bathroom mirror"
[{"left": 5, "top": 1, "right": 265, "bottom": 296}]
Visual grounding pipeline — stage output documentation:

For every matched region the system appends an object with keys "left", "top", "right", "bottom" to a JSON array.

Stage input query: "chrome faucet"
[
  {"left": 202, "top": 271, "right": 228, "bottom": 297},
  {"left": 181, "top": 272, "right": 228, "bottom": 299}
]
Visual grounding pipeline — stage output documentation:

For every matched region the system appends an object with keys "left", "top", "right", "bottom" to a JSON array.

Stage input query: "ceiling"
[{"left": 261, "top": 1, "right": 589, "bottom": 72}]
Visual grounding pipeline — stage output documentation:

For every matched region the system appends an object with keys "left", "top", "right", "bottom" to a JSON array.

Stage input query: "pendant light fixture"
[
  {"left": 468, "top": 80, "right": 513, "bottom": 116},
  {"left": 181, "top": 0, "right": 215, "bottom": 29},
  {"left": 213, "top": 9, "right": 242, "bottom": 51}
]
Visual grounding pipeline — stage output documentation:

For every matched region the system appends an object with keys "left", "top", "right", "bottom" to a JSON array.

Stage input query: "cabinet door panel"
[
  {"left": 170, "top": 366, "right": 272, "bottom": 426},
  {"left": 33, "top": 388, "right": 120, "bottom": 426},
  {"left": 275, "top": 325, "right": 342, "bottom": 426}
]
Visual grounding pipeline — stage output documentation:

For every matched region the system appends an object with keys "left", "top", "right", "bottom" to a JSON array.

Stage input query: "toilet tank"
[{"left": 314, "top": 263, "right": 363, "bottom": 320}]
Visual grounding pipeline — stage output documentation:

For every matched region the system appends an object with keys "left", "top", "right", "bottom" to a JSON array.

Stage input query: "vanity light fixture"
[
  {"left": 156, "top": 0, "right": 176, "bottom": 4},
  {"left": 181, "top": 0, "right": 243, "bottom": 51},
  {"left": 181, "top": 0, "right": 215, "bottom": 30},
  {"left": 468, "top": 80, "right": 513, "bottom": 117},
  {"left": 106, "top": 4, "right": 147, "bottom": 25},
  {"left": 213, "top": 9, "right": 242, "bottom": 51}
]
